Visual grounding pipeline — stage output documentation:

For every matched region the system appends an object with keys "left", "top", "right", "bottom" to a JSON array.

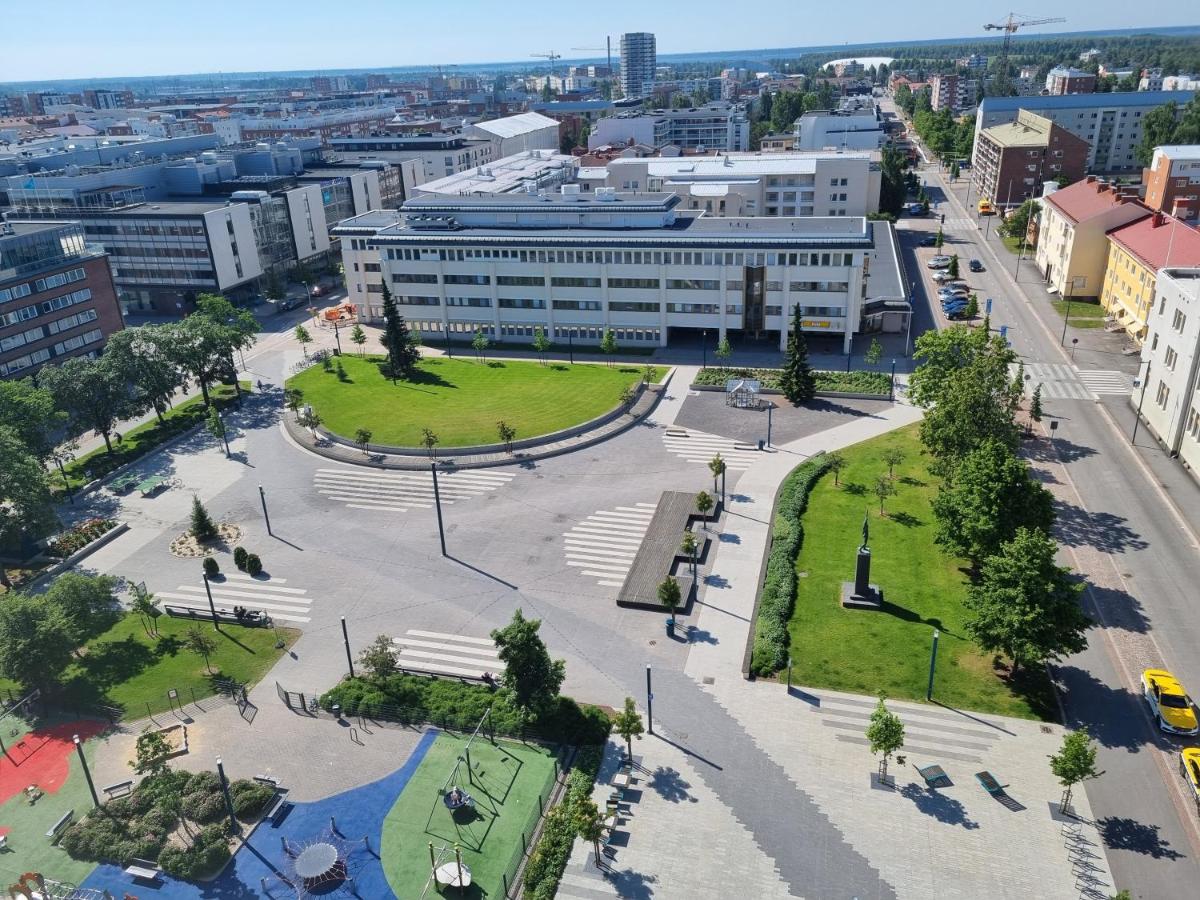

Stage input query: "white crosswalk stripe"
[
  {"left": 156, "top": 571, "right": 313, "bottom": 624},
  {"left": 312, "top": 467, "right": 515, "bottom": 513},
  {"left": 1079, "top": 369, "right": 1133, "bottom": 396},
  {"left": 661, "top": 428, "right": 760, "bottom": 470},
  {"left": 563, "top": 502, "right": 655, "bottom": 587},
  {"left": 392, "top": 629, "right": 506, "bottom": 679},
  {"left": 1019, "top": 362, "right": 1093, "bottom": 401}
]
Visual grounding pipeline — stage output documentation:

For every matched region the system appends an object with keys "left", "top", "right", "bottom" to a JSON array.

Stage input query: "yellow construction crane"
[{"left": 984, "top": 13, "right": 1066, "bottom": 89}]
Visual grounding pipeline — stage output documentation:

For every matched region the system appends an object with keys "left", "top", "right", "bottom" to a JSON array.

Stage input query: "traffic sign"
[{"left": 985, "top": 297, "right": 993, "bottom": 315}]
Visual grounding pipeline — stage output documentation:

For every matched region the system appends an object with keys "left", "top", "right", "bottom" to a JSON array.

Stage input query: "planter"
[{"left": 22, "top": 523, "right": 131, "bottom": 593}]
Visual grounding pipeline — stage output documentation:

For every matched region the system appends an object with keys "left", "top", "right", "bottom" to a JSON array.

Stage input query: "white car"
[
  {"left": 932, "top": 271, "right": 957, "bottom": 283},
  {"left": 926, "top": 256, "right": 953, "bottom": 269}
]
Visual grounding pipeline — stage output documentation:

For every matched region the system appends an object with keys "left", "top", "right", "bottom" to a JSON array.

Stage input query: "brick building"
[{"left": 971, "top": 111, "right": 1089, "bottom": 209}]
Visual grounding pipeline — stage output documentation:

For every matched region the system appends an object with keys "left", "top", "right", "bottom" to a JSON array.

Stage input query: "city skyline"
[{"left": 2, "top": 0, "right": 1197, "bottom": 83}]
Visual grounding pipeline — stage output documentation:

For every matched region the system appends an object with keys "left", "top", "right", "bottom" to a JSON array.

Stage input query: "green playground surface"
[{"left": 380, "top": 733, "right": 559, "bottom": 898}]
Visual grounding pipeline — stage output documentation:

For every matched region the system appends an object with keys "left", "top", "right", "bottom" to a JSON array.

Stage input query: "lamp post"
[
  {"left": 341, "top": 616, "right": 355, "bottom": 678},
  {"left": 216, "top": 756, "right": 239, "bottom": 834},
  {"left": 333, "top": 320, "right": 343, "bottom": 355},
  {"left": 202, "top": 572, "right": 218, "bottom": 628},
  {"left": 702, "top": 329, "right": 708, "bottom": 370},
  {"left": 926, "top": 629, "right": 940, "bottom": 701},
  {"left": 645, "top": 665, "right": 653, "bottom": 735},
  {"left": 55, "top": 455, "right": 74, "bottom": 504},
  {"left": 430, "top": 462, "right": 447, "bottom": 557},
  {"left": 1060, "top": 276, "right": 1084, "bottom": 347},
  {"left": 74, "top": 734, "right": 99, "bottom": 808},
  {"left": 567, "top": 328, "right": 574, "bottom": 364},
  {"left": 258, "top": 485, "right": 272, "bottom": 536}
]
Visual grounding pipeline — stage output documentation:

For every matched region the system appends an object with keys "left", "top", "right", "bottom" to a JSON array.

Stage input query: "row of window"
[
  {"left": 0, "top": 327, "right": 103, "bottom": 377},
  {"left": 0, "top": 266, "right": 86, "bottom": 305},
  {"left": 386, "top": 295, "right": 841, "bottom": 319},
  {"left": 0, "top": 307, "right": 99, "bottom": 353},
  {"left": 381, "top": 247, "right": 858, "bottom": 267},
  {"left": 1, "top": 287, "right": 93, "bottom": 327}
]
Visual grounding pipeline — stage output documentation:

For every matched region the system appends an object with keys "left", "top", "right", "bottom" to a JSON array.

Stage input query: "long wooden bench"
[
  {"left": 616, "top": 491, "right": 699, "bottom": 611},
  {"left": 46, "top": 809, "right": 73, "bottom": 842},
  {"left": 124, "top": 859, "right": 161, "bottom": 882},
  {"left": 163, "top": 604, "right": 269, "bottom": 627},
  {"left": 103, "top": 780, "right": 133, "bottom": 798}
]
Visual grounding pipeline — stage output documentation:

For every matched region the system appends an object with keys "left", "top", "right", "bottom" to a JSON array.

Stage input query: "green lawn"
[
  {"left": 288, "top": 355, "right": 663, "bottom": 447},
  {"left": 785, "top": 424, "right": 1056, "bottom": 720},
  {"left": 1000, "top": 236, "right": 1031, "bottom": 255},
  {"left": 0, "top": 613, "right": 297, "bottom": 718},
  {"left": 1050, "top": 297, "right": 1107, "bottom": 329},
  {"left": 381, "top": 734, "right": 558, "bottom": 898},
  {"left": 56, "top": 382, "right": 250, "bottom": 493}
]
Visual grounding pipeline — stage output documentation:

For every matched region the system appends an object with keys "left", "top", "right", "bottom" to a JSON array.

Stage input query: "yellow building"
[{"left": 1101, "top": 211, "right": 1200, "bottom": 344}]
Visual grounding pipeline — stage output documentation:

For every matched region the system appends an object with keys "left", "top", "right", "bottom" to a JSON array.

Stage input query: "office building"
[
  {"left": 1101, "top": 211, "right": 1200, "bottom": 343},
  {"left": 759, "top": 134, "right": 796, "bottom": 152},
  {"left": 602, "top": 152, "right": 880, "bottom": 217},
  {"left": 794, "top": 109, "right": 885, "bottom": 151},
  {"left": 412, "top": 151, "right": 576, "bottom": 198},
  {"left": 1045, "top": 67, "right": 1097, "bottom": 95},
  {"left": 971, "top": 111, "right": 1090, "bottom": 209},
  {"left": 328, "top": 134, "right": 493, "bottom": 183},
  {"left": 334, "top": 190, "right": 906, "bottom": 353},
  {"left": 620, "top": 32, "right": 657, "bottom": 99},
  {"left": 1142, "top": 145, "right": 1200, "bottom": 222},
  {"left": 1035, "top": 176, "right": 1148, "bottom": 298},
  {"left": 463, "top": 113, "right": 560, "bottom": 159},
  {"left": 974, "top": 91, "right": 1199, "bottom": 174},
  {"left": 214, "top": 107, "right": 399, "bottom": 147},
  {"left": 588, "top": 103, "right": 751, "bottom": 152},
  {"left": 1, "top": 220, "right": 123, "bottom": 379},
  {"left": 1135, "top": 268, "right": 1200, "bottom": 477}
]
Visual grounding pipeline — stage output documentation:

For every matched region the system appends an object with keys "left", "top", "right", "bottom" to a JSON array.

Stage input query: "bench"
[
  {"left": 103, "top": 780, "right": 133, "bottom": 798},
  {"left": 46, "top": 809, "right": 74, "bottom": 842},
  {"left": 974, "top": 771, "right": 1004, "bottom": 794},
  {"left": 124, "top": 859, "right": 161, "bottom": 882},
  {"left": 163, "top": 604, "right": 269, "bottom": 627},
  {"left": 616, "top": 491, "right": 700, "bottom": 611},
  {"left": 266, "top": 794, "right": 292, "bottom": 826},
  {"left": 917, "top": 764, "right": 951, "bottom": 789},
  {"left": 253, "top": 774, "right": 280, "bottom": 788}
]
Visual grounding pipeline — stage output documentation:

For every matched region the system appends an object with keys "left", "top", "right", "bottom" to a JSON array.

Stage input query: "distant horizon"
[{"left": 2, "top": 0, "right": 1197, "bottom": 87}]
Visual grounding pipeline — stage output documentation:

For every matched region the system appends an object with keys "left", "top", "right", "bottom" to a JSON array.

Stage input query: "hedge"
[
  {"left": 523, "top": 744, "right": 605, "bottom": 898},
  {"left": 750, "top": 455, "right": 832, "bottom": 675},
  {"left": 692, "top": 366, "right": 892, "bottom": 396}
]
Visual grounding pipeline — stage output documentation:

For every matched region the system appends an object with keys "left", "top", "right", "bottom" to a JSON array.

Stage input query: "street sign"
[
  {"left": 985, "top": 298, "right": 993, "bottom": 315},
  {"left": 999, "top": 325, "right": 1008, "bottom": 339}
]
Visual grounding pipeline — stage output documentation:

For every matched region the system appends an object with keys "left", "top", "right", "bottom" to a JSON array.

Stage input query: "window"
[
  {"left": 608, "top": 277, "right": 660, "bottom": 290},
  {"left": 0, "top": 324, "right": 45, "bottom": 352},
  {"left": 1155, "top": 379, "right": 1170, "bottom": 409},
  {"left": 498, "top": 297, "right": 545, "bottom": 309},
  {"left": 443, "top": 273, "right": 490, "bottom": 285},
  {"left": 666, "top": 278, "right": 719, "bottom": 291},
  {"left": 46, "top": 308, "right": 98, "bottom": 335},
  {"left": 609, "top": 301, "right": 659, "bottom": 312},
  {"left": 497, "top": 275, "right": 545, "bottom": 286},
  {"left": 1165, "top": 346, "right": 1178, "bottom": 371},
  {"left": 550, "top": 276, "right": 601, "bottom": 288},
  {"left": 552, "top": 299, "right": 602, "bottom": 311},
  {"left": 445, "top": 296, "right": 491, "bottom": 307},
  {"left": 1172, "top": 309, "right": 1187, "bottom": 333},
  {"left": 53, "top": 328, "right": 103, "bottom": 355},
  {"left": 392, "top": 272, "right": 438, "bottom": 283},
  {"left": 1187, "top": 407, "right": 1200, "bottom": 442}
]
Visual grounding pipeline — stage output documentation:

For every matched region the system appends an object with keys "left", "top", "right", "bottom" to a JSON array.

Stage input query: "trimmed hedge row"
[
  {"left": 750, "top": 455, "right": 832, "bottom": 675},
  {"left": 692, "top": 366, "right": 892, "bottom": 395},
  {"left": 523, "top": 744, "right": 605, "bottom": 899}
]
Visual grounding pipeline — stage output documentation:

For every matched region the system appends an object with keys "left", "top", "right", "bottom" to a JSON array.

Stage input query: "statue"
[
  {"left": 842, "top": 510, "right": 883, "bottom": 610},
  {"left": 860, "top": 514, "right": 869, "bottom": 551}
]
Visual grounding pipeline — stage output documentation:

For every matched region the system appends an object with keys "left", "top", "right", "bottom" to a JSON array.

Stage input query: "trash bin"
[
  {"left": 665, "top": 618, "right": 675, "bottom": 638},
  {"left": 758, "top": 439, "right": 765, "bottom": 451}
]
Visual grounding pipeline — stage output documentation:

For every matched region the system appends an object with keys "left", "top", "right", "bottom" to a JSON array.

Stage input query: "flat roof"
[
  {"left": 980, "top": 89, "right": 1199, "bottom": 113},
  {"left": 1, "top": 220, "right": 78, "bottom": 237},
  {"left": 466, "top": 112, "right": 559, "bottom": 138},
  {"left": 402, "top": 191, "right": 680, "bottom": 211},
  {"left": 610, "top": 151, "right": 870, "bottom": 177},
  {"left": 414, "top": 151, "right": 575, "bottom": 195}
]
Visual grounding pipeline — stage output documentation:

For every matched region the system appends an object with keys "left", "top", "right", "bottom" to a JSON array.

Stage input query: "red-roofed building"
[
  {"left": 1101, "top": 211, "right": 1200, "bottom": 342},
  {"left": 1035, "top": 175, "right": 1148, "bottom": 298}
]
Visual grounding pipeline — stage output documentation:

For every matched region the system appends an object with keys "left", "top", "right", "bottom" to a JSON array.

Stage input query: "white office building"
[
  {"left": 413, "top": 151, "right": 577, "bottom": 198},
  {"left": 602, "top": 152, "right": 880, "bottom": 217},
  {"left": 463, "top": 113, "right": 560, "bottom": 160},
  {"left": 335, "top": 190, "right": 906, "bottom": 353},
  {"left": 620, "top": 32, "right": 657, "bottom": 99},
  {"left": 794, "top": 110, "right": 886, "bottom": 151},
  {"left": 328, "top": 134, "right": 493, "bottom": 184},
  {"left": 588, "top": 103, "right": 751, "bottom": 153},
  {"left": 1135, "top": 267, "right": 1200, "bottom": 478}
]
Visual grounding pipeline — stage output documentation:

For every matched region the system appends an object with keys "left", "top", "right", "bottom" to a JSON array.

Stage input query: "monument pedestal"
[{"left": 841, "top": 547, "right": 882, "bottom": 610}]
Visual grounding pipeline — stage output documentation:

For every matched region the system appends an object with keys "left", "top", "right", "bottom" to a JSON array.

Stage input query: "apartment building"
[
  {"left": 1045, "top": 67, "right": 1097, "bottom": 96},
  {"left": 974, "top": 91, "right": 1197, "bottom": 173},
  {"left": 1101, "top": 211, "right": 1200, "bottom": 343},
  {"left": 620, "top": 32, "right": 657, "bottom": 99},
  {"left": 0, "top": 220, "right": 123, "bottom": 379},
  {"left": 602, "top": 152, "right": 880, "bottom": 217},
  {"left": 1034, "top": 176, "right": 1149, "bottom": 297},
  {"left": 1135, "top": 267, "right": 1200, "bottom": 477},
  {"left": 214, "top": 107, "right": 399, "bottom": 147},
  {"left": 588, "top": 103, "right": 751, "bottom": 153},
  {"left": 972, "top": 111, "right": 1089, "bottom": 209},
  {"left": 794, "top": 110, "right": 885, "bottom": 151},
  {"left": 1142, "top": 145, "right": 1200, "bottom": 222},
  {"left": 328, "top": 134, "right": 493, "bottom": 183},
  {"left": 334, "top": 190, "right": 905, "bottom": 354},
  {"left": 930, "top": 74, "right": 976, "bottom": 112}
]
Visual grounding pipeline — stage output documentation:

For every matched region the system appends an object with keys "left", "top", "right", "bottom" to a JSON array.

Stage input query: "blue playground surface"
[{"left": 79, "top": 729, "right": 438, "bottom": 898}]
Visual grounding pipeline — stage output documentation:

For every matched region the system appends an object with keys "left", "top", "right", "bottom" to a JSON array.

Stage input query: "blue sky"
[{"left": 1, "top": 0, "right": 1194, "bottom": 82}]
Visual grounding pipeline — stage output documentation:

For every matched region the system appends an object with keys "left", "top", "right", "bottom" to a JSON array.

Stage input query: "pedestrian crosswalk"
[
  {"left": 312, "top": 466, "right": 515, "bottom": 513},
  {"left": 1020, "top": 363, "right": 1134, "bottom": 401},
  {"left": 662, "top": 428, "right": 760, "bottom": 470},
  {"left": 562, "top": 502, "right": 655, "bottom": 588},
  {"left": 1079, "top": 368, "right": 1133, "bottom": 396},
  {"left": 156, "top": 571, "right": 313, "bottom": 624},
  {"left": 391, "top": 629, "right": 505, "bottom": 680}
]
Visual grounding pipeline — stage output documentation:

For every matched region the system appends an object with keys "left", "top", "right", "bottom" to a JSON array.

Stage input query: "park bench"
[
  {"left": 616, "top": 491, "right": 699, "bottom": 610},
  {"left": 103, "top": 780, "right": 133, "bottom": 798},
  {"left": 253, "top": 774, "right": 280, "bottom": 788},
  {"left": 917, "top": 764, "right": 952, "bottom": 789},
  {"left": 266, "top": 793, "right": 292, "bottom": 827},
  {"left": 124, "top": 859, "right": 161, "bottom": 882},
  {"left": 163, "top": 604, "right": 269, "bottom": 627},
  {"left": 975, "top": 771, "right": 1004, "bottom": 794},
  {"left": 46, "top": 809, "right": 73, "bottom": 842},
  {"left": 109, "top": 474, "right": 140, "bottom": 494},
  {"left": 137, "top": 475, "right": 169, "bottom": 497}
]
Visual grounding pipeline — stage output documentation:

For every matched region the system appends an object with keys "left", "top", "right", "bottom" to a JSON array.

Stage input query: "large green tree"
[
  {"left": 0, "top": 593, "right": 74, "bottom": 689},
  {"left": 103, "top": 326, "right": 185, "bottom": 425},
  {"left": 379, "top": 282, "right": 419, "bottom": 380},
  {"left": 44, "top": 573, "right": 119, "bottom": 648},
  {"left": 1135, "top": 100, "right": 1179, "bottom": 166},
  {"left": 931, "top": 439, "right": 1055, "bottom": 566},
  {"left": 779, "top": 306, "right": 816, "bottom": 404},
  {"left": 963, "top": 528, "right": 1090, "bottom": 674},
  {"left": 167, "top": 316, "right": 232, "bottom": 406},
  {"left": 0, "top": 427, "right": 57, "bottom": 579},
  {"left": 491, "top": 609, "right": 565, "bottom": 717},
  {"left": 39, "top": 355, "right": 135, "bottom": 453},
  {"left": 0, "top": 378, "right": 64, "bottom": 461}
]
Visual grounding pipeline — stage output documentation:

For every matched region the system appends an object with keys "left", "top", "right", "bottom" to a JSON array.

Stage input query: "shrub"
[
  {"left": 245, "top": 553, "right": 262, "bottom": 577},
  {"left": 233, "top": 546, "right": 248, "bottom": 571},
  {"left": 750, "top": 456, "right": 832, "bottom": 676},
  {"left": 523, "top": 742, "right": 605, "bottom": 896},
  {"left": 202, "top": 556, "right": 219, "bottom": 577},
  {"left": 691, "top": 366, "right": 891, "bottom": 396},
  {"left": 229, "top": 779, "right": 275, "bottom": 818}
]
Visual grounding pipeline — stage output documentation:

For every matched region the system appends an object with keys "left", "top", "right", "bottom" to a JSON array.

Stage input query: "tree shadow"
[
  {"left": 605, "top": 867, "right": 657, "bottom": 899},
  {"left": 1053, "top": 503, "right": 1149, "bottom": 554},
  {"left": 843, "top": 482, "right": 867, "bottom": 495},
  {"left": 898, "top": 475, "right": 926, "bottom": 487},
  {"left": 880, "top": 600, "right": 946, "bottom": 631},
  {"left": 899, "top": 783, "right": 980, "bottom": 829},
  {"left": 646, "top": 766, "right": 695, "bottom": 803},
  {"left": 1083, "top": 583, "right": 1150, "bottom": 634},
  {"left": 1052, "top": 665, "right": 1150, "bottom": 751},
  {"left": 890, "top": 511, "right": 922, "bottom": 528},
  {"left": 485, "top": 361, "right": 506, "bottom": 369},
  {"left": 1097, "top": 816, "right": 1185, "bottom": 860},
  {"left": 74, "top": 635, "right": 155, "bottom": 689},
  {"left": 373, "top": 361, "right": 453, "bottom": 388},
  {"left": 154, "top": 634, "right": 183, "bottom": 657},
  {"left": 1025, "top": 436, "right": 1097, "bottom": 464}
]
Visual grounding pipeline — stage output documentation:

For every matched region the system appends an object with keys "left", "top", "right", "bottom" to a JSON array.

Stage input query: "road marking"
[
  {"left": 662, "top": 428, "right": 760, "bottom": 470},
  {"left": 563, "top": 503, "right": 654, "bottom": 587},
  {"left": 1078, "top": 369, "right": 1133, "bottom": 396},
  {"left": 313, "top": 467, "right": 515, "bottom": 514},
  {"left": 156, "top": 575, "right": 312, "bottom": 624},
  {"left": 392, "top": 630, "right": 505, "bottom": 679}
]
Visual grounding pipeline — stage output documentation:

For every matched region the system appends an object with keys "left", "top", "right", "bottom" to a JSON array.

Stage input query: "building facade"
[
  {"left": 328, "top": 134, "right": 493, "bottom": 183},
  {"left": 588, "top": 103, "right": 751, "bottom": 153},
  {"left": 930, "top": 74, "right": 976, "bottom": 113},
  {"left": 335, "top": 191, "right": 905, "bottom": 353},
  {"left": 0, "top": 220, "right": 123, "bottom": 379},
  {"left": 620, "top": 33, "right": 657, "bottom": 99},
  {"left": 1142, "top": 145, "right": 1200, "bottom": 222},
  {"left": 971, "top": 111, "right": 1090, "bottom": 209},
  {"left": 463, "top": 113, "right": 560, "bottom": 159},
  {"left": 1045, "top": 67, "right": 1097, "bottom": 95},
  {"left": 794, "top": 110, "right": 885, "bottom": 151},
  {"left": 1100, "top": 211, "right": 1200, "bottom": 343},
  {"left": 1135, "top": 267, "right": 1200, "bottom": 477}
]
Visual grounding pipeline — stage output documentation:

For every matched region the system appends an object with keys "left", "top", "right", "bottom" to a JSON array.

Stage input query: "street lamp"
[
  {"left": 702, "top": 329, "right": 708, "bottom": 370},
  {"left": 1060, "top": 276, "right": 1085, "bottom": 347},
  {"left": 332, "top": 320, "right": 343, "bottom": 355}
]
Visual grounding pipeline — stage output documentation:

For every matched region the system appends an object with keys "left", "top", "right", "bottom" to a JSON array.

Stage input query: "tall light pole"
[
  {"left": 216, "top": 756, "right": 239, "bottom": 834},
  {"left": 74, "top": 735, "right": 99, "bottom": 808},
  {"left": 926, "top": 629, "right": 940, "bottom": 701},
  {"left": 430, "top": 462, "right": 447, "bottom": 557},
  {"left": 645, "top": 665, "right": 653, "bottom": 736},
  {"left": 259, "top": 485, "right": 272, "bottom": 536},
  {"left": 1060, "top": 276, "right": 1084, "bottom": 347},
  {"left": 341, "top": 616, "right": 355, "bottom": 678},
  {"left": 203, "top": 572, "right": 219, "bottom": 628},
  {"left": 702, "top": 329, "right": 708, "bottom": 370}
]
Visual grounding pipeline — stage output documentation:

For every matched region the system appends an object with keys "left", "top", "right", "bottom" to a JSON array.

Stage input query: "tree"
[
  {"left": 44, "top": 573, "right": 118, "bottom": 648},
  {"left": 866, "top": 697, "right": 905, "bottom": 784},
  {"left": 947, "top": 254, "right": 960, "bottom": 279},
  {"left": 421, "top": 428, "right": 439, "bottom": 458},
  {"left": 612, "top": 696, "right": 645, "bottom": 762},
  {"left": 285, "top": 388, "right": 304, "bottom": 421},
  {"left": 1136, "top": 100, "right": 1179, "bottom": 166},
  {"left": 708, "top": 453, "right": 726, "bottom": 500},
  {"left": 573, "top": 796, "right": 606, "bottom": 868},
  {"left": 491, "top": 609, "right": 565, "bottom": 717},
  {"left": 471, "top": 329, "right": 490, "bottom": 363},
  {"left": 358, "top": 634, "right": 398, "bottom": 679},
  {"left": 865, "top": 338, "right": 883, "bottom": 369},
  {"left": 354, "top": 428, "right": 373, "bottom": 455},
  {"left": 873, "top": 475, "right": 897, "bottom": 516},
  {"left": 299, "top": 407, "right": 323, "bottom": 438},
  {"left": 934, "top": 228, "right": 944, "bottom": 250},
  {"left": 0, "top": 428, "right": 57, "bottom": 581},
  {"left": 104, "top": 326, "right": 185, "bottom": 425},
  {"left": 0, "top": 594, "right": 74, "bottom": 689},
  {"left": 681, "top": 530, "right": 698, "bottom": 576},
  {"left": 206, "top": 407, "right": 229, "bottom": 458},
  {"left": 599, "top": 328, "right": 617, "bottom": 366},
  {"left": 294, "top": 325, "right": 313, "bottom": 358},
  {"left": 878, "top": 146, "right": 908, "bottom": 217},
  {"left": 131, "top": 731, "right": 172, "bottom": 778},
  {"left": 497, "top": 420, "right": 517, "bottom": 452},
  {"left": 963, "top": 294, "right": 979, "bottom": 319},
  {"left": 963, "top": 527, "right": 1090, "bottom": 674},
  {"left": 380, "top": 282, "right": 419, "bottom": 380},
  {"left": 779, "top": 306, "right": 816, "bottom": 403},
  {"left": 350, "top": 324, "right": 367, "bottom": 356},
  {"left": 194, "top": 294, "right": 258, "bottom": 402},
  {"left": 882, "top": 448, "right": 905, "bottom": 478},
  {"left": 657, "top": 577, "right": 682, "bottom": 622},
  {"left": 531, "top": 327, "right": 552, "bottom": 365},
  {"left": 1050, "top": 728, "right": 1102, "bottom": 815},
  {"left": 167, "top": 314, "right": 235, "bottom": 406},
  {"left": 826, "top": 451, "right": 847, "bottom": 486},
  {"left": 0, "top": 377, "right": 66, "bottom": 460},
  {"left": 132, "top": 585, "right": 162, "bottom": 637},
  {"left": 190, "top": 495, "right": 218, "bottom": 543},
  {"left": 715, "top": 337, "right": 732, "bottom": 364},
  {"left": 1031, "top": 383, "right": 1044, "bottom": 423},
  {"left": 949, "top": 159, "right": 960, "bottom": 181},
  {"left": 695, "top": 490, "right": 713, "bottom": 529},
  {"left": 184, "top": 626, "right": 218, "bottom": 673},
  {"left": 39, "top": 355, "right": 133, "bottom": 454},
  {"left": 999, "top": 199, "right": 1037, "bottom": 244},
  {"left": 931, "top": 439, "right": 1055, "bottom": 566}
]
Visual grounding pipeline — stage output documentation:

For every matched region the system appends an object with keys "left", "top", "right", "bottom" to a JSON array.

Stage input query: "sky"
[{"left": 0, "top": 0, "right": 1195, "bottom": 83}]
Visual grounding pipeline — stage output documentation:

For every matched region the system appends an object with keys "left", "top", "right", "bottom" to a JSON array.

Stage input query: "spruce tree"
[
  {"left": 190, "top": 495, "right": 217, "bottom": 543},
  {"left": 379, "top": 282, "right": 419, "bottom": 380},
  {"left": 779, "top": 306, "right": 816, "bottom": 404}
]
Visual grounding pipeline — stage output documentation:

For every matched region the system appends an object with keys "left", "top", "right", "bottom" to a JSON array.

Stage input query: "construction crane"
[
  {"left": 984, "top": 13, "right": 1066, "bottom": 91},
  {"left": 571, "top": 37, "right": 613, "bottom": 80},
  {"left": 531, "top": 51, "right": 563, "bottom": 78}
]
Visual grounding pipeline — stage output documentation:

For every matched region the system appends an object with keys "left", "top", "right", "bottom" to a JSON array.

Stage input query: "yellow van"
[{"left": 977, "top": 199, "right": 995, "bottom": 215}]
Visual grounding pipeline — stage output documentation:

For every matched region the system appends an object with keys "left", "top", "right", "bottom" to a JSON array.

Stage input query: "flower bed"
[
  {"left": 45, "top": 518, "right": 118, "bottom": 558},
  {"left": 692, "top": 366, "right": 892, "bottom": 396}
]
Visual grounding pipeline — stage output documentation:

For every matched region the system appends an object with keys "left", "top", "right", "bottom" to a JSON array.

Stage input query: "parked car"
[
  {"left": 276, "top": 296, "right": 305, "bottom": 312},
  {"left": 1143, "top": 669, "right": 1199, "bottom": 736},
  {"left": 942, "top": 297, "right": 969, "bottom": 309},
  {"left": 1181, "top": 748, "right": 1200, "bottom": 808},
  {"left": 908, "top": 203, "right": 927, "bottom": 216},
  {"left": 969, "top": 259, "right": 985, "bottom": 273},
  {"left": 920, "top": 234, "right": 938, "bottom": 247},
  {"left": 939, "top": 289, "right": 969, "bottom": 300},
  {"left": 932, "top": 270, "right": 957, "bottom": 283},
  {"left": 927, "top": 256, "right": 953, "bottom": 269}
]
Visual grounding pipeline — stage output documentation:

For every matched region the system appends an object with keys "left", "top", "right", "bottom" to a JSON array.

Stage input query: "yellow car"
[
  {"left": 1181, "top": 749, "right": 1200, "bottom": 809},
  {"left": 1143, "top": 669, "right": 1200, "bottom": 736},
  {"left": 977, "top": 199, "right": 995, "bottom": 215}
]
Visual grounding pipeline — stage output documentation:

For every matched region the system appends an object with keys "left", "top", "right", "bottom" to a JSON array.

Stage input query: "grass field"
[
  {"left": 0, "top": 613, "right": 297, "bottom": 718},
  {"left": 288, "top": 355, "right": 662, "bottom": 447},
  {"left": 785, "top": 424, "right": 1056, "bottom": 720},
  {"left": 381, "top": 734, "right": 558, "bottom": 899},
  {"left": 1050, "top": 297, "right": 1107, "bottom": 329}
]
